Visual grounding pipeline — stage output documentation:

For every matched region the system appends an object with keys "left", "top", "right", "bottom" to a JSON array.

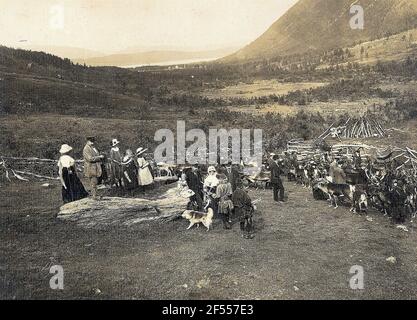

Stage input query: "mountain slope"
[
  {"left": 17, "top": 45, "right": 106, "bottom": 60},
  {"left": 227, "top": 0, "right": 417, "bottom": 61}
]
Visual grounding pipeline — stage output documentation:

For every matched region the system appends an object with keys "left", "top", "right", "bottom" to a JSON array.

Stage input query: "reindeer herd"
[{"left": 283, "top": 155, "right": 417, "bottom": 223}]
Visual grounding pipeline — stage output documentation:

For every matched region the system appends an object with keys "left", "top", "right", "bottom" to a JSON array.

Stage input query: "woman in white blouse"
[
  {"left": 135, "top": 147, "right": 154, "bottom": 191},
  {"left": 58, "top": 144, "right": 88, "bottom": 204}
]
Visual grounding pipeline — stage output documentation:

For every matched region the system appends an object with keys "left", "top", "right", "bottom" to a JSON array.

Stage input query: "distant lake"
[{"left": 121, "top": 57, "right": 220, "bottom": 68}]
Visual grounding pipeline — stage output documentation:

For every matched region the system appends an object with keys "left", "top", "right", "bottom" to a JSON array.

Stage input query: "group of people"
[
  {"left": 178, "top": 164, "right": 255, "bottom": 238},
  {"left": 57, "top": 137, "right": 256, "bottom": 238},
  {"left": 57, "top": 136, "right": 154, "bottom": 203},
  {"left": 107, "top": 138, "right": 154, "bottom": 193}
]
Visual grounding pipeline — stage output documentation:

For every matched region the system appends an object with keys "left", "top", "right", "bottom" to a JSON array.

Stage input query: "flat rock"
[{"left": 58, "top": 186, "right": 190, "bottom": 229}]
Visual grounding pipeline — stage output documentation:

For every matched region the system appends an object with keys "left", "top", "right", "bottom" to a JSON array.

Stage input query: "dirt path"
[{"left": 1, "top": 180, "right": 417, "bottom": 300}]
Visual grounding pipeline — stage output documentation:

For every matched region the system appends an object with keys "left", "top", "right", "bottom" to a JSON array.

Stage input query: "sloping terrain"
[
  {"left": 227, "top": 0, "right": 417, "bottom": 61},
  {"left": 1, "top": 179, "right": 416, "bottom": 299}
]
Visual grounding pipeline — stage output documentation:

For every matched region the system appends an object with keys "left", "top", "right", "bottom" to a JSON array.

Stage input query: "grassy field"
[
  {"left": 317, "top": 28, "right": 417, "bottom": 69},
  {"left": 2, "top": 25, "right": 417, "bottom": 301},
  {"left": 226, "top": 98, "right": 388, "bottom": 116},
  {"left": 1, "top": 178, "right": 416, "bottom": 300},
  {"left": 203, "top": 80, "right": 327, "bottom": 99}
]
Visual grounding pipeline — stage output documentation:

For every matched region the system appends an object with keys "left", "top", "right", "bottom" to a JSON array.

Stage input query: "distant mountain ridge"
[
  {"left": 16, "top": 45, "right": 105, "bottom": 61},
  {"left": 75, "top": 47, "right": 238, "bottom": 67},
  {"left": 226, "top": 0, "right": 417, "bottom": 61}
]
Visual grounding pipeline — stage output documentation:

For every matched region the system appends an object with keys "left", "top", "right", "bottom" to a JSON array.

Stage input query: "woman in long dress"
[
  {"left": 135, "top": 147, "right": 154, "bottom": 191},
  {"left": 58, "top": 144, "right": 88, "bottom": 204},
  {"left": 121, "top": 149, "right": 138, "bottom": 192}
]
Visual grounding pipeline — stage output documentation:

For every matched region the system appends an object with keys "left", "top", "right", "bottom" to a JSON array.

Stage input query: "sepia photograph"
[{"left": 1, "top": 0, "right": 417, "bottom": 307}]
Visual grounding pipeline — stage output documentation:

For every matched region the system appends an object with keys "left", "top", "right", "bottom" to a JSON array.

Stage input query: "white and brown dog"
[
  {"left": 181, "top": 208, "right": 214, "bottom": 231},
  {"left": 351, "top": 185, "right": 369, "bottom": 214}
]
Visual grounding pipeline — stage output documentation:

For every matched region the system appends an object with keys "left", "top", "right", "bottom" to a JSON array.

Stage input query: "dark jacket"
[
  {"left": 270, "top": 161, "right": 283, "bottom": 185},
  {"left": 228, "top": 166, "right": 240, "bottom": 192},
  {"left": 232, "top": 188, "right": 252, "bottom": 209},
  {"left": 185, "top": 170, "right": 202, "bottom": 195}
]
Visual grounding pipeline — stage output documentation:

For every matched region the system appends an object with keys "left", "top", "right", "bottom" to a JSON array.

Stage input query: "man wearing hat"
[
  {"left": 109, "top": 139, "right": 122, "bottom": 188},
  {"left": 266, "top": 153, "right": 276, "bottom": 170},
  {"left": 270, "top": 155, "right": 285, "bottom": 203},
  {"left": 83, "top": 136, "right": 104, "bottom": 200},
  {"left": 183, "top": 166, "right": 204, "bottom": 211}
]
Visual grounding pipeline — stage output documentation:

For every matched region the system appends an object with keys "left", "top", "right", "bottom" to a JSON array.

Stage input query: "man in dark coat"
[
  {"left": 353, "top": 149, "right": 362, "bottom": 170},
  {"left": 270, "top": 155, "right": 285, "bottom": 202},
  {"left": 184, "top": 167, "right": 203, "bottom": 211},
  {"left": 232, "top": 180, "right": 255, "bottom": 239},
  {"left": 228, "top": 164, "right": 241, "bottom": 192}
]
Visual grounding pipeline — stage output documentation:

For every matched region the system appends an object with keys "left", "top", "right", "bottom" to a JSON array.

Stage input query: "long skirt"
[
  {"left": 138, "top": 167, "right": 154, "bottom": 186},
  {"left": 62, "top": 166, "right": 89, "bottom": 204},
  {"left": 98, "top": 163, "right": 108, "bottom": 185},
  {"left": 122, "top": 163, "right": 138, "bottom": 191}
]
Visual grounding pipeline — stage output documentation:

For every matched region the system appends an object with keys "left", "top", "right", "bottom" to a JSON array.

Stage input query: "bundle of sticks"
[
  {"left": 317, "top": 116, "right": 386, "bottom": 141},
  {"left": 0, "top": 156, "right": 59, "bottom": 182},
  {"left": 287, "top": 139, "right": 321, "bottom": 160},
  {"left": 342, "top": 117, "right": 386, "bottom": 139},
  {"left": 387, "top": 147, "right": 417, "bottom": 170}
]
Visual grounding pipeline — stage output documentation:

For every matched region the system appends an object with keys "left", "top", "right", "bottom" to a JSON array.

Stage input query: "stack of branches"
[
  {"left": 330, "top": 143, "right": 376, "bottom": 163},
  {"left": 342, "top": 117, "right": 386, "bottom": 139},
  {"left": 316, "top": 116, "right": 386, "bottom": 141},
  {"left": 287, "top": 139, "right": 321, "bottom": 160},
  {"left": 377, "top": 147, "right": 417, "bottom": 171},
  {"left": 0, "top": 156, "right": 61, "bottom": 182}
]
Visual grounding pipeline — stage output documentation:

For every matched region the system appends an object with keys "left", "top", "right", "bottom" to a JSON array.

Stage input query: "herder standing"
[
  {"left": 109, "top": 138, "right": 123, "bottom": 188},
  {"left": 353, "top": 149, "right": 363, "bottom": 170},
  {"left": 214, "top": 174, "right": 234, "bottom": 229},
  {"left": 58, "top": 144, "right": 88, "bottom": 204},
  {"left": 232, "top": 180, "right": 255, "bottom": 239},
  {"left": 228, "top": 164, "right": 241, "bottom": 192},
  {"left": 270, "top": 155, "right": 285, "bottom": 203},
  {"left": 184, "top": 166, "right": 204, "bottom": 211},
  {"left": 83, "top": 136, "right": 104, "bottom": 200}
]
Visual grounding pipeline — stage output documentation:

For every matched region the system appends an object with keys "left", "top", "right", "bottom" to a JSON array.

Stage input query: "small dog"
[
  {"left": 351, "top": 185, "right": 368, "bottom": 214},
  {"left": 181, "top": 208, "right": 214, "bottom": 231},
  {"left": 288, "top": 169, "right": 296, "bottom": 182}
]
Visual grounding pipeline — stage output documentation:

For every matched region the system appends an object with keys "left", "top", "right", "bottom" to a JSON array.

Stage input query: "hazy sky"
[{"left": 0, "top": 0, "right": 298, "bottom": 53}]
